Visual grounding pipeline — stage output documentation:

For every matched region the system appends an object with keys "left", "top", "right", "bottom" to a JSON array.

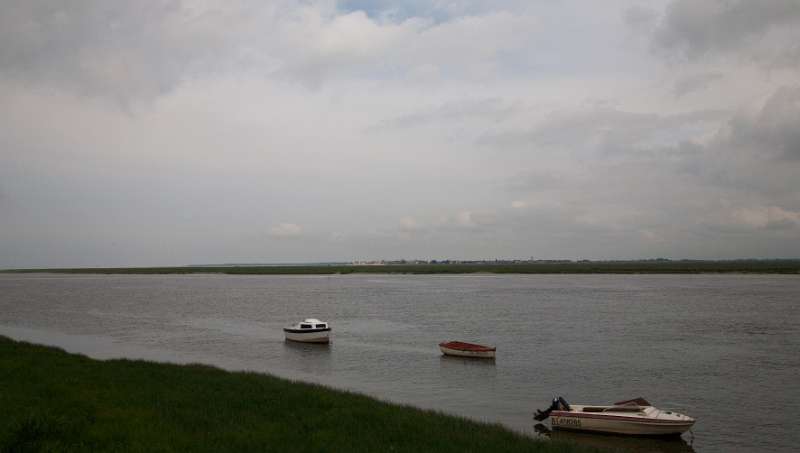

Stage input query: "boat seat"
[{"left": 604, "top": 406, "right": 643, "bottom": 412}]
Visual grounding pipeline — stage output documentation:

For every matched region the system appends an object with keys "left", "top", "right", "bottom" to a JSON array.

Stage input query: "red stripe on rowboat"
[{"left": 439, "top": 341, "right": 496, "bottom": 352}]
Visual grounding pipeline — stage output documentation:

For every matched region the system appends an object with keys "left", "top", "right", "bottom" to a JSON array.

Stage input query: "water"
[{"left": 0, "top": 273, "right": 797, "bottom": 452}]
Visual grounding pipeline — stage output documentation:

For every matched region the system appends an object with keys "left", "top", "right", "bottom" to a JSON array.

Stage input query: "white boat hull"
[
  {"left": 551, "top": 411, "right": 694, "bottom": 436},
  {"left": 284, "top": 330, "right": 330, "bottom": 343},
  {"left": 439, "top": 345, "right": 495, "bottom": 359}
]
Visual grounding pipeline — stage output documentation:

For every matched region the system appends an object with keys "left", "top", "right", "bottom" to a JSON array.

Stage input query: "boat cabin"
[
  {"left": 284, "top": 318, "right": 331, "bottom": 343},
  {"left": 299, "top": 318, "right": 327, "bottom": 329}
]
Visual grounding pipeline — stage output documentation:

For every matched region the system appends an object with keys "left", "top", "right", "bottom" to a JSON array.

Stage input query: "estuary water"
[{"left": 1, "top": 273, "right": 798, "bottom": 452}]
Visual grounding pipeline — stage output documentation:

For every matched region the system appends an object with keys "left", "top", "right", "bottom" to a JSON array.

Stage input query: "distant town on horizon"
[{"left": 189, "top": 257, "right": 800, "bottom": 267}]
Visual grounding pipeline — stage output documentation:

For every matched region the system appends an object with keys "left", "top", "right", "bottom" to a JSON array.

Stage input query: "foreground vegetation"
[
  {"left": 0, "top": 336, "right": 599, "bottom": 452},
  {"left": 3, "top": 259, "right": 800, "bottom": 275}
]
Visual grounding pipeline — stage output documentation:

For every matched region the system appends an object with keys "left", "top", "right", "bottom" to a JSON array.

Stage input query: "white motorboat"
[
  {"left": 534, "top": 397, "right": 695, "bottom": 436},
  {"left": 283, "top": 318, "right": 331, "bottom": 343},
  {"left": 533, "top": 423, "right": 696, "bottom": 452}
]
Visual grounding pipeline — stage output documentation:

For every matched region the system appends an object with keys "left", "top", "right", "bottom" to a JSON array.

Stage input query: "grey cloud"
[
  {"left": 622, "top": 5, "right": 658, "bottom": 32},
  {"left": 398, "top": 210, "right": 499, "bottom": 238},
  {"left": 479, "top": 108, "right": 724, "bottom": 155},
  {"left": 0, "top": 1, "right": 548, "bottom": 102},
  {"left": 451, "top": 211, "right": 497, "bottom": 229},
  {"left": 4, "top": 2, "right": 800, "bottom": 266},
  {"left": 0, "top": 1, "right": 268, "bottom": 103},
  {"left": 653, "top": 0, "right": 800, "bottom": 59},
  {"left": 673, "top": 72, "right": 723, "bottom": 97},
  {"left": 1, "top": 1, "right": 178, "bottom": 101},
  {"left": 490, "top": 87, "right": 800, "bottom": 256},
  {"left": 726, "top": 85, "right": 800, "bottom": 160},
  {"left": 667, "top": 89, "right": 800, "bottom": 225},
  {"left": 762, "top": 42, "right": 800, "bottom": 69},
  {"left": 370, "top": 98, "right": 520, "bottom": 131},
  {"left": 504, "top": 170, "right": 564, "bottom": 192},
  {"left": 764, "top": 218, "right": 800, "bottom": 232}
]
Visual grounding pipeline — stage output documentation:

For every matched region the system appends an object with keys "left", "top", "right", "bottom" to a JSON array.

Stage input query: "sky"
[{"left": 1, "top": 0, "right": 800, "bottom": 267}]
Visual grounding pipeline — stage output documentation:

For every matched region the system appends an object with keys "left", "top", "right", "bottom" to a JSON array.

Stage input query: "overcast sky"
[{"left": 2, "top": 0, "right": 800, "bottom": 267}]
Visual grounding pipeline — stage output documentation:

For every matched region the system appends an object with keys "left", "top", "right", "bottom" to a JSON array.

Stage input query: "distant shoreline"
[{"left": 3, "top": 260, "right": 799, "bottom": 275}]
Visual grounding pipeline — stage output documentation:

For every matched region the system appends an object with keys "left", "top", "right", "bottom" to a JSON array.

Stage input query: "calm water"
[{"left": 1, "top": 273, "right": 798, "bottom": 452}]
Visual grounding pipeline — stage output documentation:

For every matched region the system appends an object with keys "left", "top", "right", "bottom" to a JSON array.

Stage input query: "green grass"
[
  {"left": 3, "top": 260, "right": 800, "bottom": 275},
  {"left": 0, "top": 336, "right": 600, "bottom": 453}
]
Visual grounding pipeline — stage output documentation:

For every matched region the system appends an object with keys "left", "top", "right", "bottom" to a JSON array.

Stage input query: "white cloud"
[
  {"left": 732, "top": 206, "right": 800, "bottom": 229},
  {"left": 399, "top": 216, "right": 423, "bottom": 234},
  {"left": 455, "top": 210, "right": 496, "bottom": 228},
  {"left": 269, "top": 223, "right": 304, "bottom": 238}
]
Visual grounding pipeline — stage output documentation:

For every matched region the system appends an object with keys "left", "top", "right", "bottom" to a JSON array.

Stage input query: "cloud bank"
[{"left": 1, "top": 0, "right": 799, "bottom": 267}]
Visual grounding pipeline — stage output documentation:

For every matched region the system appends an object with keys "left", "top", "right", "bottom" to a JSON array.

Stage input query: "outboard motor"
[
  {"left": 534, "top": 397, "right": 558, "bottom": 421},
  {"left": 534, "top": 396, "right": 571, "bottom": 421},
  {"left": 557, "top": 396, "right": 571, "bottom": 411}
]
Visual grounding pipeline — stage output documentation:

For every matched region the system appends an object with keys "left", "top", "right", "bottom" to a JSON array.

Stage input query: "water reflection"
[
  {"left": 534, "top": 423, "right": 695, "bottom": 453},
  {"left": 282, "top": 340, "right": 331, "bottom": 354},
  {"left": 281, "top": 340, "right": 333, "bottom": 375},
  {"left": 438, "top": 355, "right": 496, "bottom": 367},
  {"left": 438, "top": 355, "right": 498, "bottom": 382}
]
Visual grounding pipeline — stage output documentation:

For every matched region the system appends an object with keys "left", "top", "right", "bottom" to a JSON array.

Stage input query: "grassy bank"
[
  {"left": 0, "top": 336, "right": 598, "bottom": 453},
  {"left": 3, "top": 259, "right": 800, "bottom": 275}
]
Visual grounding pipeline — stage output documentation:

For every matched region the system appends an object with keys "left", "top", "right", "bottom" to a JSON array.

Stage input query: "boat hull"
[
  {"left": 439, "top": 345, "right": 495, "bottom": 359},
  {"left": 284, "top": 328, "right": 331, "bottom": 343},
  {"left": 551, "top": 411, "right": 694, "bottom": 436}
]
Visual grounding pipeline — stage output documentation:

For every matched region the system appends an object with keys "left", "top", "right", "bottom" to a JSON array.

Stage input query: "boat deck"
[{"left": 560, "top": 405, "right": 693, "bottom": 422}]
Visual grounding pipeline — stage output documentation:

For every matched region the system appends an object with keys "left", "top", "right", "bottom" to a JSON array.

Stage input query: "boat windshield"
[
  {"left": 300, "top": 324, "right": 312, "bottom": 329},
  {"left": 315, "top": 324, "right": 326, "bottom": 328}
]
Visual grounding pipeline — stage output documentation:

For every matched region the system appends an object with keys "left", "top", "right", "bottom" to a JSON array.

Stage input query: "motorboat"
[
  {"left": 534, "top": 397, "right": 695, "bottom": 436},
  {"left": 533, "top": 423, "right": 696, "bottom": 452},
  {"left": 439, "top": 341, "right": 496, "bottom": 359},
  {"left": 284, "top": 318, "right": 331, "bottom": 343}
]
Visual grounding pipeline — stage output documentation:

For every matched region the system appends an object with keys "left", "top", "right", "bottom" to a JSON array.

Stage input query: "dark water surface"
[{"left": 1, "top": 273, "right": 797, "bottom": 452}]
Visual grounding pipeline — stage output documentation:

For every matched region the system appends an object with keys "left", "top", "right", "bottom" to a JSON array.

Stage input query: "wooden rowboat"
[{"left": 439, "top": 341, "right": 496, "bottom": 359}]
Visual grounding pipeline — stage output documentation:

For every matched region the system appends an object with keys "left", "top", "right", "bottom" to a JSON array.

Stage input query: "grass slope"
[
  {"left": 0, "top": 337, "right": 599, "bottom": 453},
  {"left": 3, "top": 260, "right": 800, "bottom": 275}
]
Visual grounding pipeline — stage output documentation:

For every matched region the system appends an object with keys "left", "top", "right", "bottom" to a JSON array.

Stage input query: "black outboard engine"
[
  {"left": 534, "top": 396, "right": 571, "bottom": 421},
  {"left": 534, "top": 397, "right": 558, "bottom": 421}
]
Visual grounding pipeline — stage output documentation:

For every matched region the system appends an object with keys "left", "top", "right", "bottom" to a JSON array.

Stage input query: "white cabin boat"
[
  {"left": 284, "top": 319, "right": 331, "bottom": 343},
  {"left": 535, "top": 397, "right": 695, "bottom": 436}
]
